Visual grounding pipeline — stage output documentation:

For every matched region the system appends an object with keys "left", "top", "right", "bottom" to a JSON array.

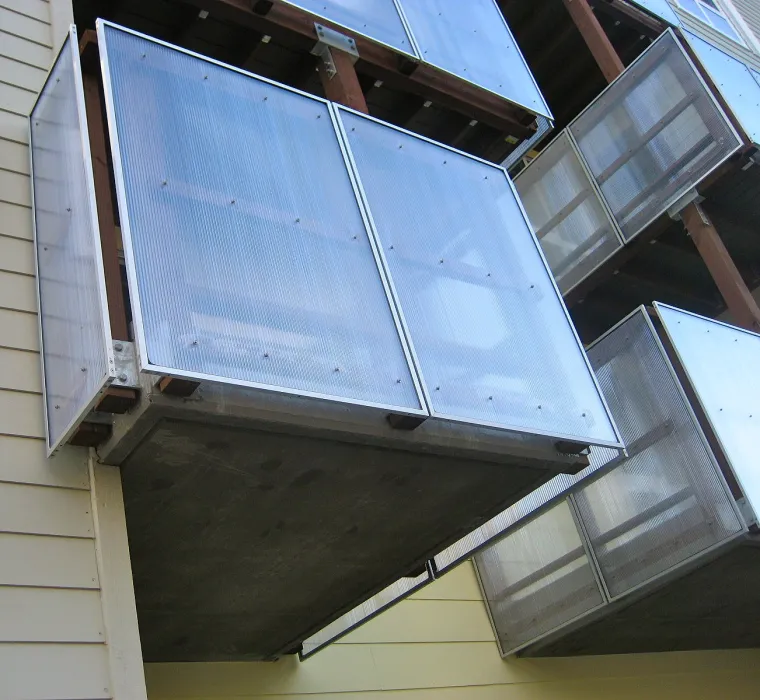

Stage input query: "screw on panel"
[
  {"left": 396, "top": 379, "right": 402, "bottom": 384},
  {"left": 114, "top": 343, "right": 123, "bottom": 352},
  {"left": 263, "top": 352, "right": 269, "bottom": 358},
  {"left": 230, "top": 199, "right": 236, "bottom": 205},
  {"left": 54, "top": 405, "right": 60, "bottom": 409},
  {"left": 118, "top": 373, "right": 128, "bottom": 383},
  {"left": 334, "top": 367, "right": 340, "bottom": 372},
  {"left": 81, "top": 367, "right": 87, "bottom": 372},
  {"left": 141, "top": 53, "right": 146, "bottom": 59},
  {"left": 295, "top": 218, "right": 301, "bottom": 223},
  {"left": 161, "top": 180, "right": 167, "bottom": 186}
]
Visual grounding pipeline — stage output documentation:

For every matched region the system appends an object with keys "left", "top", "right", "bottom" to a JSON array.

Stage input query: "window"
[{"left": 675, "top": 0, "right": 746, "bottom": 45}]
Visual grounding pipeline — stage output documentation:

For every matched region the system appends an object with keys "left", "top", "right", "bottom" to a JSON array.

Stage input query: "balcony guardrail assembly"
[
  {"left": 30, "top": 19, "right": 622, "bottom": 662},
  {"left": 515, "top": 29, "right": 742, "bottom": 294},
  {"left": 474, "top": 304, "right": 759, "bottom": 657}
]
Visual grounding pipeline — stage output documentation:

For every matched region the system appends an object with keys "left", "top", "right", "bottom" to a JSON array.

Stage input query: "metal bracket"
[
  {"left": 667, "top": 188, "right": 704, "bottom": 221},
  {"left": 737, "top": 496, "right": 758, "bottom": 529},
  {"left": 112, "top": 340, "right": 140, "bottom": 388},
  {"left": 311, "top": 23, "right": 359, "bottom": 79}
]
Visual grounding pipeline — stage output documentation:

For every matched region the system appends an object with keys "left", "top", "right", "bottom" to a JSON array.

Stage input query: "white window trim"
[
  {"left": 673, "top": 0, "right": 752, "bottom": 48},
  {"left": 718, "top": 0, "right": 760, "bottom": 54}
]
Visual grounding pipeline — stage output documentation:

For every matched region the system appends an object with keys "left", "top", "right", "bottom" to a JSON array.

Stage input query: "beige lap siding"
[{"left": 0, "top": 2, "right": 118, "bottom": 698}]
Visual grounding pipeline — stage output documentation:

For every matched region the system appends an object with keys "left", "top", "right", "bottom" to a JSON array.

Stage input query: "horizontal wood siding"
[
  {"left": 0, "top": 532, "right": 99, "bottom": 588},
  {"left": 672, "top": 5, "right": 760, "bottom": 70},
  {"left": 145, "top": 563, "right": 760, "bottom": 700},
  {"left": 0, "top": 644, "right": 111, "bottom": 699},
  {"left": 732, "top": 0, "right": 760, "bottom": 43},
  {"left": 0, "top": 6, "right": 112, "bottom": 696}
]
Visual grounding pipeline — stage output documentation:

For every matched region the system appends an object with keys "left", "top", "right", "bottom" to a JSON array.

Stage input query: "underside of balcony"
[
  {"left": 522, "top": 536, "right": 760, "bottom": 656},
  {"left": 105, "top": 383, "right": 583, "bottom": 661}
]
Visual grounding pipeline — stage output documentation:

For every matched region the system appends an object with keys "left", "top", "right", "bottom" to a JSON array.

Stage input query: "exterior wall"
[
  {"left": 668, "top": 0, "right": 760, "bottom": 66},
  {"left": 145, "top": 561, "right": 760, "bottom": 700},
  {"left": 0, "top": 1, "right": 146, "bottom": 698}
]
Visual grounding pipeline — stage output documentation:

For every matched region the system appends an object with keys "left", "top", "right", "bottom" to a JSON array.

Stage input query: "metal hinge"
[{"left": 310, "top": 23, "right": 359, "bottom": 79}]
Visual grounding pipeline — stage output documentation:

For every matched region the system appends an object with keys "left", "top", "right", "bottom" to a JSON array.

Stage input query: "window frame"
[{"left": 674, "top": 0, "right": 748, "bottom": 46}]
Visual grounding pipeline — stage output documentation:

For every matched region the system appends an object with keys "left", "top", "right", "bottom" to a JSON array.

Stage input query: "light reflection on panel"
[
  {"left": 683, "top": 30, "right": 760, "bottom": 146},
  {"left": 515, "top": 132, "right": 623, "bottom": 293},
  {"left": 397, "top": 0, "right": 551, "bottom": 119},
  {"left": 630, "top": 0, "right": 681, "bottom": 25},
  {"left": 570, "top": 30, "right": 740, "bottom": 241},
  {"left": 655, "top": 303, "right": 760, "bottom": 522},
  {"left": 30, "top": 28, "right": 114, "bottom": 453},
  {"left": 338, "top": 108, "right": 621, "bottom": 447},
  {"left": 574, "top": 308, "right": 744, "bottom": 598},
  {"left": 281, "top": 0, "right": 415, "bottom": 55},
  {"left": 99, "top": 23, "right": 424, "bottom": 414},
  {"left": 475, "top": 500, "right": 604, "bottom": 655},
  {"left": 300, "top": 568, "right": 431, "bottom": 659}
]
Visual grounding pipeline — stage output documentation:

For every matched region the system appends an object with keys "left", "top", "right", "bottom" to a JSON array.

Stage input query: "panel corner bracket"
[{"left": 311, "top": 23, "right": 359, "bottom": 79}]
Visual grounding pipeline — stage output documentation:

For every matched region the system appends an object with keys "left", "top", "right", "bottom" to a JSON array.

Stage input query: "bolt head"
[
  {"left": 118, "top": 373, "right": 128, "bottom": 383},
  {"left": 114, "top": 343, "right": 123, "bottom": 352}
]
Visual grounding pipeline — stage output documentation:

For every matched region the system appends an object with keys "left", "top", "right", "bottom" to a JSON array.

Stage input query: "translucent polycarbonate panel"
[
  {"left": 30, "top": 28, "right": 114, "bottom": 453},
  {"left": 575, "top": 308, "right": 744, "bottom": 598},
  {"left": 338, "top": 109, "right": 621, "bottom": 447},
  {"left": 630, "top": 0, "right": 681, "bottom": 24},
  {"left": 475, "top": 500, "right": 604, "bottom": 655},
  {"left": 281, "top": 0, "right": 415, "bottom": 56},
  {"left": 683, "top": 30, "right": 760, "bottom": 146},
  {"left": 655, "top": 303, "right": 760, "bottom": 522},
  {"left": 570, "top": 30, "right": 741, "bottom": 241},
  {"left": 515, "top": 132, "right": 623, "bottom": 293},
  {"left": 397, "top": 0, "right": 551, "bottom": 119},
  {"left": 300, "top": 568, "right": 430, "bottom": 658},
  {"left": 99, "top": 23, "right": 423, "bottom": 413}
]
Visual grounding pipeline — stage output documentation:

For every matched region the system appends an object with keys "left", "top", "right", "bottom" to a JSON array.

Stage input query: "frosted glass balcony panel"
[
  {"left": 99, "top": 22, "right": 424, "bottom": 415},
  {"left": 338, "top": 108, "right": 621, "bottom": 448},
  {"left": 30, "top": 27, "right": 115, "bottom": 453}
]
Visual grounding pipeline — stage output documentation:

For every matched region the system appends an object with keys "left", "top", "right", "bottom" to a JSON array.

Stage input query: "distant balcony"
[
  {"left": 30, "top": 22, "right": 620, "bottom": 662},
  {"left": 514, "top": 28, "right": 744, "bottom": 295},
  {"left": 472, "top": 304, "right": 759, "bottom": 657}
]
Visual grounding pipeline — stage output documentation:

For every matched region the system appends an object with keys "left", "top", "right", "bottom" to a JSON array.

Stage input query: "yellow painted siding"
[
  {"left": 145, "top": 562, "right": 760, "bottom": 700},
  {"left": 0, "top": 2, "right": 116, "bottom": 698}
]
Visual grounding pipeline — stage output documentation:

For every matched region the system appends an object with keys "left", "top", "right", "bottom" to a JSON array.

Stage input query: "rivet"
[
  {"left": 582, "top": 413, "right": 587, "bottom": 417},
  {"left": 54, "top": 405, "right": 60, "bottom": 410},
  {"left": 43, "top": 246, "right": 48, "bottom": 251},
  {"left": 263, "top": 96, "right": 268, "bottom": 101},
  {"left": 530, "top": 284, "right": 535, "bottom": 289},
  {"left": 488, "top": 396, "right": 493, "bottom": 401},
  {"left": 230, "top": 199, "right": 236, "bottom": 205},
  {"left": 66, "top": 207, "right": 71, "bottom": 212},
  {"left": 334, "top": 367, "right": 340, "bottom": 372},
  {"left": 295, "top": 217, "right": 301, "bottom": 223},
  {"left": 352, "top": 235, "right": 358, "bottom": 240},
  {"left": 114, "top": 342, "right": 123, "bottom": 352},
  {"left": 316, "top": 114, "right": 321, "bottom": 119},
  {"left": 439, "top": 259, "right": 444, "bottom": 264},
  {"left": 396, "top": 379, "right": 402, "bottom": 384},
  {"left": 141, "top": 53, "right": 146, "bottom": 59},
  {"left": 118, "top": 373, "right": 128, "bottom": 383},
  {"left": 203, "top": 75, "right": 208, "bottom": 80},
  {"left": 56, "top": 77, "right": 60, "bottom": 83},
  {"left": 538, "top": 405, "right": 542, "bottom": 409},
  {"left": 486, "top": 273, "right": 491, "bottom": 277},
  {"left": 398, "top": 144, "right": 403, "bottom": 149},
  {"left": 161, "top": 180, "right": 167, "bottom": 186},
  {"left": 81, "top": 367, "right": 87, "bottom": 372},
  {"left": 192, "top": 340, "right": 199, "bottom": 346},
  {"left": 435, "top": 386, "right": 440, "bottom": 391},
  {"left": 389, "top": 245, "right": 395, "bottom": 250},
  {"left": 263, "top": 352, "right": 269, "bottom": 358},
  {"left": 443, "top": 160, "right": 447, "bottom": 164},
  {"left": 484, "top": 175, "right": 488, "bottom": 180}
]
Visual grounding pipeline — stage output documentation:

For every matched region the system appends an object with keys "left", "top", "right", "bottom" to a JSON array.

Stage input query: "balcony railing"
[
  {"left": 281, "top": 0, "right": 552, "bottom": 118},
  {"left": 30, "top": 22, "right": 622, "bottom": 662},
  {"left": 514, "top": 29, "right": 742, "bottom": 293},
  {"left": 473, "top": 304, "right": 759, "bottom": 657}
]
